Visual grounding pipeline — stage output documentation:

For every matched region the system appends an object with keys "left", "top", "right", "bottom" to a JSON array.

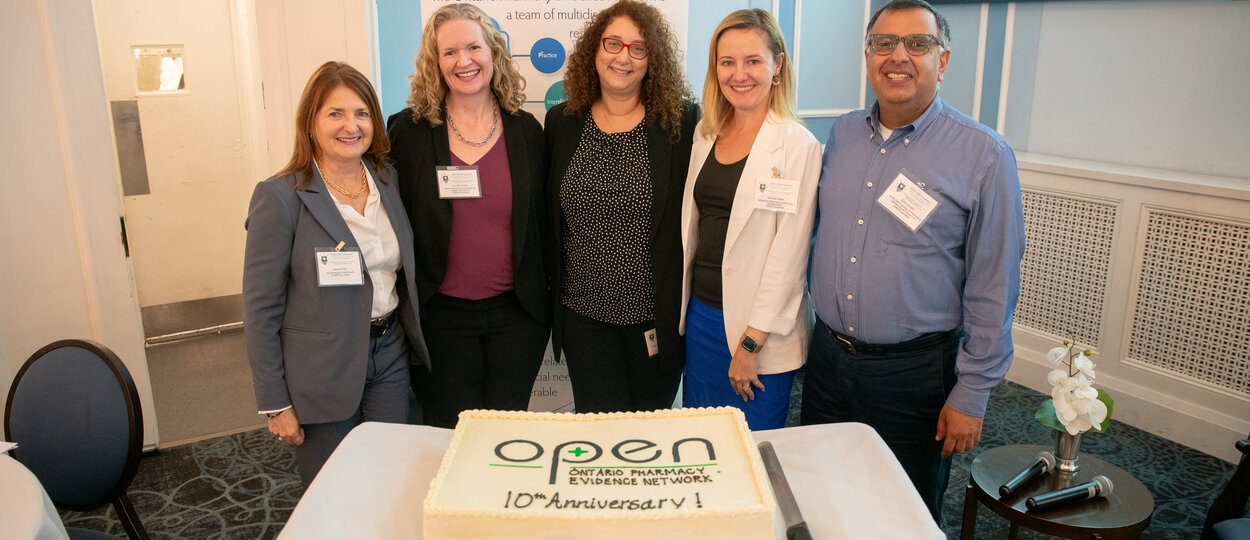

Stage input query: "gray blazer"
[{"left": 242, "top": 162, "right": 430, "bottom": 425}]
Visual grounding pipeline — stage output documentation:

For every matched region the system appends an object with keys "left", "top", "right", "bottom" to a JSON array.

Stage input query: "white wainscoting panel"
[{"left": 1009, "top": 153, "right": 1250, "bottom": 463}]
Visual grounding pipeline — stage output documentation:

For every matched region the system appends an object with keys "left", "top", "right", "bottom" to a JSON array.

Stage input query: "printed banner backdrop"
[
  {"left": 419, "top": 0, "right": 689, "bottom": 123},
  {"left": 528, "top": 342, "right": 574, "bottom": 413}
]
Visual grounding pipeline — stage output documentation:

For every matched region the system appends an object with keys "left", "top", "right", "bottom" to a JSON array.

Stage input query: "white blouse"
[{"left": 329, "top": 166, "right": 401, "bottom": 318}]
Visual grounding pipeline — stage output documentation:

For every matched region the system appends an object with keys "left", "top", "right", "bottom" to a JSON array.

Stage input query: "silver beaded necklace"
[{"left": 447, "top": 106, "right": 499, "bottom": 147}]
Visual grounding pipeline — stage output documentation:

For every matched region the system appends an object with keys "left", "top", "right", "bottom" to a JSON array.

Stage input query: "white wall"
[
  {"left": 256, "top": 0, "right": 379, "bottom": 175},
  {"left": 0, "top": 0, "right": 156, "bottom": 447},
  {"left": 1022, "top": 0, "right": 1250, "bottom": 180},
  {"left": 989, "top": 0, "right": 1250, "bottom": 462}
]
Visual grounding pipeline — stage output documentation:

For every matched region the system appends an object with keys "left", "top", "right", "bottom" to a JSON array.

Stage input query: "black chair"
[
  {"left": 1202, "top": 433, "right": 1250, "bottom": 540},
  {"left": 4, "top": 339, "right": 150, "bottom": 540}
]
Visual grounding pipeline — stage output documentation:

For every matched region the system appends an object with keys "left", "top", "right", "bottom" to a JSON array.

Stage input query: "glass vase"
[{"left": 1053, "top": 430, "right": 1083, "bottom": 473}]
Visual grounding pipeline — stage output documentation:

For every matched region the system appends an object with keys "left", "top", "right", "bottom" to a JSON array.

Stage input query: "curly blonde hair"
[
  {"left": 406, "top": 3, "right": 526, "bottom": 125},
  {"left": 560, "top": 0, "right": 691, "bottom": 136}
]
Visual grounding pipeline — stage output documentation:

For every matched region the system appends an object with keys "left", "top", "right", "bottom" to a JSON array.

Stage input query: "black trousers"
[
  {"left": 560, "top": 306, "right": 682, "bottom": 413},
  {"left": 415, "top": 291, "right": 549, "bottom": 428},
  {"left": 800, "top": 317, "right": 960, "bottom": 524}
]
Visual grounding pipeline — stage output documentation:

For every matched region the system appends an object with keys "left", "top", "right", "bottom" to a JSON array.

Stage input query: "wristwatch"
[
  {"left": 740, "top": 335, "right": 761, "bottom": 354},
  {"left": 265, "top": 411, "right": 284, "bottom": 420}
]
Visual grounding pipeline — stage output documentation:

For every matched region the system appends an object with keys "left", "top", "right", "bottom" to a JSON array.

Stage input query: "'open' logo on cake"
[{"left": 493, "top": 437, "right": 718, "bottom": 485}]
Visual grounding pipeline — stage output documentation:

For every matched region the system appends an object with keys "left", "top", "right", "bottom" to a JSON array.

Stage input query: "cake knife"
[{"left": 758, "top": 441, "right": 813, "bottom": 540}]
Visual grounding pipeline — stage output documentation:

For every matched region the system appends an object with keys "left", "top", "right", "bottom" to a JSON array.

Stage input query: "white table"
[
  {"left": 282, "top": 421, "right": 943, "bottom": 539},
  {"left": 0, "top": 453, "right": 71, "bottom": 540}
]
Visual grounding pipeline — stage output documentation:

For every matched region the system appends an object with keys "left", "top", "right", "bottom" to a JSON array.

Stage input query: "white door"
[
  {"left": 93, "top": 0, "right": 264, "bottom": 309},
  {"left": 1, "top": 0, "right": 157, "bottom": 447}
]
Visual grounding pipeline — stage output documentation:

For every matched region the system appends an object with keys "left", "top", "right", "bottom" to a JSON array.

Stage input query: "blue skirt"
[{"left": 683, "top": 296, "right": 795, "bottom": 430}]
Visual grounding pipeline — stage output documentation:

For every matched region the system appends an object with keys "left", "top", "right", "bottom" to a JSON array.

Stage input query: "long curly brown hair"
[{"left": 560, "top": 0, "right": 691, "bottom": 136}]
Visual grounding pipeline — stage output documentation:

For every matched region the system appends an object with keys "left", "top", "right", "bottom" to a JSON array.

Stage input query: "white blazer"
[{"left": 679, "top": 113, "right": 822, "bottom": 374}]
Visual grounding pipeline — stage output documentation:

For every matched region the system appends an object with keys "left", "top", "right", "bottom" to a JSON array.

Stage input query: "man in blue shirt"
[{"left": 802, "top": 0, "right": 1025, "bottom": 521}]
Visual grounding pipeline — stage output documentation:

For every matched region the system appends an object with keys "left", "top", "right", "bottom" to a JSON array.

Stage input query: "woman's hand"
[
  {"left": 728, "top": 348, "right": 764, "bottom": 401},
  {"left": 268, "top": 408, "right": 305, "bottom": 446},
  {"left": 729, "top": 328, "right": 769, "bottom": 402}
]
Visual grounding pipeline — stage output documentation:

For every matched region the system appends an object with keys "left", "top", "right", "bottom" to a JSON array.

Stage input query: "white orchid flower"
[
  {"left": 1073, "top": 353, "right": 1096, "bottom": 380},
  {"left": 1046, "top": 346, "right": 1068, "bottom": 366},
  {"left": 1066, "top": 412, "right": 1094, "bottom": 434},
  {"left": 1073, "top": 381, "right": 1098, "bottom": 400},
  {"left": 1041, "top": 339, "right": 1109, "bottom": 435},
  {"left": 1087, "top": 397, "right": 1108, "bottom": 430},
  {"left": 1071, "top": 395, "right": 1094, "bottom": 416},
  {"left": 1052, "top": 389, "right": 1078, "bottom": 420},
  {"left": 1048, "top": 370, "right": 1078, "bottom": 392}
]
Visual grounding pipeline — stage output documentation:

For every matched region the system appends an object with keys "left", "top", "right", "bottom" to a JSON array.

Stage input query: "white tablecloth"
[
  {"left": 281, "top": 421, "right": 943, "bottom": 539},
  {"left": 0, "top": 454, "right": 70, "bottom": 540}
]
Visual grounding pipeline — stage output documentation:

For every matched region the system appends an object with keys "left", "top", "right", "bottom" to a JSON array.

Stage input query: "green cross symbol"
[{"left": 568, "top": 446, "right": 588, "bottom": 457}]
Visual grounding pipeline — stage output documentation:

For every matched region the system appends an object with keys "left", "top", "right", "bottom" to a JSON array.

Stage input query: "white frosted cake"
[{"left": 423, "top": 407, "right": 775, "bottom": 540}]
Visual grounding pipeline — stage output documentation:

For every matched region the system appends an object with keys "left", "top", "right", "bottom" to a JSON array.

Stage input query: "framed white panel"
[
  {"left": 794, "top": 0, "right": 865, "bottom": 116},
  {"left": 1026, "top": 0, "right": 1250, "bottom": 179},
  {"left": 932, "top": 2, "right": 983, "bottom": 121}
]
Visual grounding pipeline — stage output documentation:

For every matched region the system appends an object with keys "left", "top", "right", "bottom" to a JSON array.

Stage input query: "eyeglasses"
[
  {"left": 866, "top": 34, "right": 943, "bottom": 56},
  {"left": 601, "top": 37, "right": 648, "bottom": 60}
]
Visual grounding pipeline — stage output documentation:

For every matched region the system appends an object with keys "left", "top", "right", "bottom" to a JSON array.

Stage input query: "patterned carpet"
[
  {"left": 60, "top": 430, "right": 301, "bottom": 539},
  {"left": 937, "top": 381, "right": 1237, "bottom": 539},
  {"left": 59, "top": 380, "right": 1238, "bottom": 539}
]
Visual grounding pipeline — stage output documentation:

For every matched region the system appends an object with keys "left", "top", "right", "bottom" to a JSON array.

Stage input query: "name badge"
[
  {"left": 644, "top": 329, "right": 659, "bottom": 357},
  {"left": 436, "top": 166, "right": 482, "bottom": 199},
  {"left": 753, "top": 178, "right": 799, "bottom": 214},
  {"left": 315, "top": 246, "right": 364, "bottom": 287},
  {"left": 876, "top": 171, "right": 938, "bottom": 231}
]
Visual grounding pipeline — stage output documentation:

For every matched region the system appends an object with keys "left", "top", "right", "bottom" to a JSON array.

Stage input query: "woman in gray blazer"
[{"left": 243, "top": 61, "right": 430, "bottom": 487}]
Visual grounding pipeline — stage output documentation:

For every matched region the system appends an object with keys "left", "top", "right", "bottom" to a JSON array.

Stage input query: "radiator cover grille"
[
  {"left": 1129, "top": 210, "right": 1250, "bottom": 396},
  {"left": 1016, "top": 189, "right": 1117, "bottom": 347}
]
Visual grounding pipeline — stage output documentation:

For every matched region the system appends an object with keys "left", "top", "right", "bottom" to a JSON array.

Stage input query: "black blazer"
[
  {"left": 386, "top": 107, "right": 551, "bottom": 324},
  {"left": 544, "top": 100, "right": 700, "bottom": 372}
]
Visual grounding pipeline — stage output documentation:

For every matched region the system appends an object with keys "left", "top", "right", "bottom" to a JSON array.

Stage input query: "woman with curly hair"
[
  {"left": 387, "top": 3, "right": 549, "bottom": 428},
  {"left": 545, "top": 0, "right": 700, "bottom": 413}
]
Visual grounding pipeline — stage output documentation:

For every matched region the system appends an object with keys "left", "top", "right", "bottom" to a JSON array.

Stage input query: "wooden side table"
[{"left": 961, "top": 444, "right": 1153, "bottom": 539}]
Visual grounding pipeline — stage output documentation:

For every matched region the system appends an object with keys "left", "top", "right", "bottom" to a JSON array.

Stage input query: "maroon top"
[{"left": 438, "top": 132, "right": 514, "bottom": 299}]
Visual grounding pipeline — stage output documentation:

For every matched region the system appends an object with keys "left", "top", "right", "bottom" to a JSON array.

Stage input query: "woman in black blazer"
[
  {"left": 545, "top": 0, "right": 699, "bottom": 413},
  {"left": 387, "top": 3, "right": 549, "bottom": 428}
]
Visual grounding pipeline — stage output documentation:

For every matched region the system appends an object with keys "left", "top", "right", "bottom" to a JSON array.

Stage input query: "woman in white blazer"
[{"left": 679, "top": 9, "right": 821, "bottom": 430}]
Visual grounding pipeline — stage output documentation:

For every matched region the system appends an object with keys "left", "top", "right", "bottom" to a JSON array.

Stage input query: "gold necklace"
[{"left": 315, "top": 160, "right": 367, "bottom": 198}]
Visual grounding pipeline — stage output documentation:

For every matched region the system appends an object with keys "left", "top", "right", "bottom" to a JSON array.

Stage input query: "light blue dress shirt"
[{"left": 810, "top": 96, "right": 1025, "bottom": 417}]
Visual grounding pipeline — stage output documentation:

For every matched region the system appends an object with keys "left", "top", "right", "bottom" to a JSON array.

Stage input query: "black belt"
[
  {"left": 828, "top": 326, "right": 961, "bottom": 356},
  {"left": 369, "top": 311, "right": 396, "bottom": 339}
]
